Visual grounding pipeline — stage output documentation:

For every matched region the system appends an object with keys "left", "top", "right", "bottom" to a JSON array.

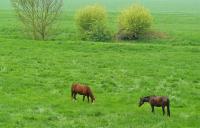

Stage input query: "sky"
[{"left": 0, "top": 0, "right": 199, "bottom": 13}]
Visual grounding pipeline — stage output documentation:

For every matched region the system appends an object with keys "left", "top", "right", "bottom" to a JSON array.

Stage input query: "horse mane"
[
  {"left": 144, "top": 95, "right": 156, "bottom": 99},
  {"left": 143, "top": 96, "right": 151, "bottom": 99}
]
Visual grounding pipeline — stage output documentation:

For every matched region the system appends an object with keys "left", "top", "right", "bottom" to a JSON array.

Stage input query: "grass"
[
  {"left": 0, "top": 0, "right": 200, "bottom": 127},
  {"left": 0, "top": 39, "right": 199, "bottom": 128},
  {"left": 0, "top": 40, "right": 200, "bottom": 128}
]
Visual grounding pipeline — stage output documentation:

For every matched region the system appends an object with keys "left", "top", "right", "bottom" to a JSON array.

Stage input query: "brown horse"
[
  {"left": 71, "top": 83, "right": 95, "bottom": 103},
  {"left": 139, "top": 96, "right": 170, "bottom": 117}
]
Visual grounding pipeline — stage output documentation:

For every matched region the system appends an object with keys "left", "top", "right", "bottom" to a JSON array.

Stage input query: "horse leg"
[
  {"left": 71, "top": 91, "right": 74, "bottom": 99},
  {"left": 162, "top": 105, "right": 165, "bottom": 116},
  {"left": 83, "top": 95, "right": 85, "bottom": 102},
  {"left": 167, "top": 103, "right": 170, "bottom": 117},
  {"left": 74, "top": 93, "right": 77, "bottom": 100},
  {"left": 87, "top": 95, "right": 90, "bottom": 103},
  {"left": 151, "top": 105, "right": 155, "bottom": 113}
]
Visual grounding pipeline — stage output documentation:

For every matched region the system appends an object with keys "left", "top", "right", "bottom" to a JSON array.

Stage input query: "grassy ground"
[
  {"left": 0, "top": 0, "right": 200, "bottom": 128},
  {"left": 0, "top": 39, "right": 199, "bottom": 128}
]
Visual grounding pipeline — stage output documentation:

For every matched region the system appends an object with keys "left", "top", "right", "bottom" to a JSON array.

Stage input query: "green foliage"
[
  {"left": 75, "top": 5, "right": 111, "bottom": 42},
  {"left": 117, "top": 5, "right": 153, "bottom": 40}
]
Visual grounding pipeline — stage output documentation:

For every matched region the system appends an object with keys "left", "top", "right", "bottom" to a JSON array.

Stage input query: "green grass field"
[{"left": 0, "top": 0, "right": 200, "bottom": 128}]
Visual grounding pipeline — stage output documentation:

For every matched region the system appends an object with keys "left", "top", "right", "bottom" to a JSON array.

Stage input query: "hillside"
[{"left": 0, "top": 0, "right": 200, "bottom": 127}]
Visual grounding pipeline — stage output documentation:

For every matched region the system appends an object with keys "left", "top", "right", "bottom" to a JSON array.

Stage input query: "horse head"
[
  {"left": 91, "top": 95, "right": 96, "bottom": 103},
  {"left": 139, "top": 97, "right": 144, "bottom": 107}
]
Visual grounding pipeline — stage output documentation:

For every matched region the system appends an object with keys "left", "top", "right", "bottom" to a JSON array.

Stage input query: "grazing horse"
[
  {"left": 139, "top": 96, "right": 170, "bottom": 117},
  {"left": 71, "top": 83, "right": 95, "bottom": 103}
]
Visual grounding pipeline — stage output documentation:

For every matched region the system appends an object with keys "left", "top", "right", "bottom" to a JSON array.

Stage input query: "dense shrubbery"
[
  {"left": 75, "top": 5, "right": 111, "bottom": 42},
  {"left": 117, "top": 5, "right": 153, "bottom": 40},
  {"left": 11, "top": 1, "right": 154, "bottom": 42}
]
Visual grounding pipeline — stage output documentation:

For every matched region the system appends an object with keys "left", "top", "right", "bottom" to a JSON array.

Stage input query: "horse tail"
[
  {"left": 71, "top": 84, "right": 75, "bottom": 98},
  {"left": 71, "top": 89, "right": 73, "bottom": 98},
  {"left": 167, "top": 99, "right": 170, "bottom": 117}
]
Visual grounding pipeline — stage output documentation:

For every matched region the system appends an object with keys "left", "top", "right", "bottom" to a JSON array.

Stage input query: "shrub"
[
  {"left": 117, "top": 5, "right": 153, "bottom": 40},
  {"left": 75, "top": 5, "right": 111, "bottom": 42}
]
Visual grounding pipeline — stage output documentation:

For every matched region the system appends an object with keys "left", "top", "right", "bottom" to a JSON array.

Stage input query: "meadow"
[{"left": 0, "top": 0, "right": 200, "bottom": 128}]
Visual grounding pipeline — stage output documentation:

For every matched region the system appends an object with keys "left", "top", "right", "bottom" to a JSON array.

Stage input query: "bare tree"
[{"left": 11, "top": 0, "right": 63, "bottom": 40}]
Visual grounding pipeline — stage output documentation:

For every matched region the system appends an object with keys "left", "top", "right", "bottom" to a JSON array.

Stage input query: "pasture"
[{"left": 0, "top": 0, "right": 200, "bottom": 127}]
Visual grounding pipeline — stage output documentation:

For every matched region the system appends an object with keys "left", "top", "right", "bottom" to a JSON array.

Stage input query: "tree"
[{"left": 11, "top": 0, "right": 63, "bottom": 40}]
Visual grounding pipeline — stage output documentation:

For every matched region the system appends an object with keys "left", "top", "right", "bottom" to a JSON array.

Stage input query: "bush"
[
  {"left": 117, "top": 5, "right": 153, "bottom": 40},
  {"left": 75, "top": 5, "right": 111, "bottom": 42}
]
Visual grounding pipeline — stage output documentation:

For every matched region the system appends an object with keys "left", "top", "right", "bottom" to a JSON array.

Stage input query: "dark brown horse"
[
  {"left": 71, "top": 83, "right": 95, "bottom": 103},
  {"left": 139, "top": 96, "right": 170, "bottom": 117}
]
